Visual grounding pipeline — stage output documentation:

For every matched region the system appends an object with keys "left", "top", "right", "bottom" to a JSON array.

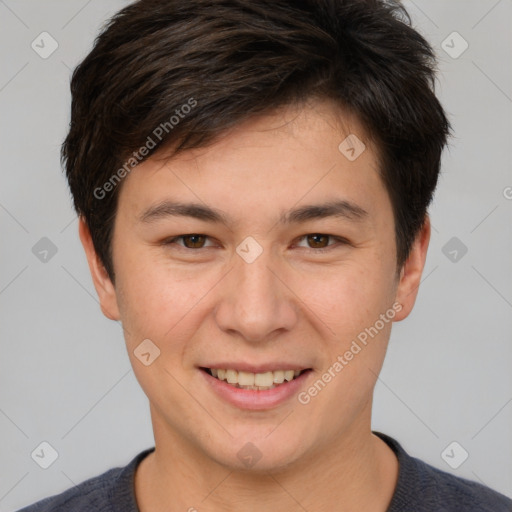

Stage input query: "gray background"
[{"left": 0, "top": 0, "right": 511, "bottom": 510}]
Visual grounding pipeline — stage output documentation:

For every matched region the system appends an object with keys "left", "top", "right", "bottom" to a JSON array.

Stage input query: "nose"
[{"left": 213, "top": 247, "right": 299, "bottom": 343}]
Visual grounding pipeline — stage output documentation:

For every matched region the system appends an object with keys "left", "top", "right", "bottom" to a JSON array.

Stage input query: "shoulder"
[
  {"left": 375, "top": 432, "right": 512, "bottom": 512},
  {"left": 16, "top": 448, "right": 154, "bottom": 512},
  {"left": 16, "top": 469, "right": 118, "bottom": 512},
  {"left": 407, "top": 457, "right": 512, "bottom": 511}
]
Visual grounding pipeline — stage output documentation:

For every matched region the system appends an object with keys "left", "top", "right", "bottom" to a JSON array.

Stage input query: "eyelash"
[{"left": 161, "top": 234, "right": 349, "bottom": 253}]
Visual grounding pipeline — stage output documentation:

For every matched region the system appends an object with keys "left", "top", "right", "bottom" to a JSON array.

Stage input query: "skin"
[{"left": 79, "top": 99, "right": 430, "bottom": 511}]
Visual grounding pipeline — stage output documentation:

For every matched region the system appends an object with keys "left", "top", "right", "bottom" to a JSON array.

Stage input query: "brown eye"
[
  {"left": 181, "top": 234, "right": 207, "bottom": 248},
  {"left": 162, "top": 234, "right": 216, "bottom": 250},
  {"left": 306, "top": 234, "right": 330, "bottom": 248},
  {"left": 295, "top": 233, "right": 348, "bottom": 252}
]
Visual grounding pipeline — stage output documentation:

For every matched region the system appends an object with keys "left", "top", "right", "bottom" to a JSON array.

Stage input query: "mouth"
[{"left": 200, "top": 367, "right": 311, "bottom": 391}]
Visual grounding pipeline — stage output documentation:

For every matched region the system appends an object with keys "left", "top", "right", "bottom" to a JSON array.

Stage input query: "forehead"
[{"left": 116, "top": 99, "right": 390, "bottom": 229}]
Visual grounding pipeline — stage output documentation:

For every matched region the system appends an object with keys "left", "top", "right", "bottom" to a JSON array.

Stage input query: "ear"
[
  {"left": 78, "top": 216, "right": 121, "bottom": 321},
  {"left": 393, "top": 216, "right": 431, "bottom": 322}
]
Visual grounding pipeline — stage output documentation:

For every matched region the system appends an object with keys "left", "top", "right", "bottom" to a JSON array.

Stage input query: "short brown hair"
[{"left": 62, "top": 0, "right": 450, "bottom": 283}]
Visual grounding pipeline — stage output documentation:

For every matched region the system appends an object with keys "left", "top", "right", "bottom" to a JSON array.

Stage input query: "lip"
[
  {"left": 204, "top": 362, "right": 307, "bottom": 373},
  {"left": 199, "top": 367, "right": 312, "bottom": 411}
]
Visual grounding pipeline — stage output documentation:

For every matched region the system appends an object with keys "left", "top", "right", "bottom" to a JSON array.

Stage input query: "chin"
[{"left": 205, "top": 428, "right": 313, "bottom": 473}]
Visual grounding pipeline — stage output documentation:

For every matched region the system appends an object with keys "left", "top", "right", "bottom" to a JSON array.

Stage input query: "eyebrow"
[{"left": 138, "top": 199, "right": 368, "bottom": 226}]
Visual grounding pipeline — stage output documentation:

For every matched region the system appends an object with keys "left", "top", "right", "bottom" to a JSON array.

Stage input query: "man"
[{"left": 19, "top": 0, "right": 512, "bottom": 510}]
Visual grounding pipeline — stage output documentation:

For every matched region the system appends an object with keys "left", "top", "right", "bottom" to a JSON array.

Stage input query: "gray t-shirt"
[{"left": 17, "top": 432, "right": 512, "bottom": 511}]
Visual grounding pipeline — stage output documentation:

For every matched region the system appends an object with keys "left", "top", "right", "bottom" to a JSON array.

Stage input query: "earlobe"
[
  {"left": 78, "top": 216, "right": 121, "bottom": 321},
  {"left": 393, "top": 216, "right": 431, "bottom": 322}
]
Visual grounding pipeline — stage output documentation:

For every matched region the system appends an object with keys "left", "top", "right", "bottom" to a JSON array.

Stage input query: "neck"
[{"left": 135, "top": 406, "right": 398, "bottom": 512}]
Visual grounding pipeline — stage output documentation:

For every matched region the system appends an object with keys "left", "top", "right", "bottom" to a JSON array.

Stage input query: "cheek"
[
  {"left": 296, "top": 258, "right": 395, "bottom": 340},
  {"left": 114, "top": 253, "right": 219, "bottom": 347}
]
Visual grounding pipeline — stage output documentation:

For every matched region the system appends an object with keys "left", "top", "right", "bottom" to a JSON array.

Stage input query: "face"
[{"left": 80, "top": 99, "right": 429, "bottom": 472}]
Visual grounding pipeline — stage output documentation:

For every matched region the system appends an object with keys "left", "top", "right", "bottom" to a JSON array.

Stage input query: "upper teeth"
[{"left": 211, "top": 369, "right": 301, "bottom": 387}]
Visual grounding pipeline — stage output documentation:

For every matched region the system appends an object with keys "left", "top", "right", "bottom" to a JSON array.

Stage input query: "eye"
[
  {"left": 295, "top": 234, "right": 347, "bottom": 251},
  {"left": 161, "top": 233, "right": 348, "bottom": 252},
  {"left": 163, "top": 234, "right": 215, "bottom": 249}
]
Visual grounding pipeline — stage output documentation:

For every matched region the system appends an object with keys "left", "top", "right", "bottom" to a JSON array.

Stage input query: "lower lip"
[{"left": 200, "top": 369, "right": 312, "bottom": 410}]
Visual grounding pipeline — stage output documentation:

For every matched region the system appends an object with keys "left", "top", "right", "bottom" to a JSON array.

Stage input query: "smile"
[{"left": 203, "top": 368, "right": 306, "bottom": 390}]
